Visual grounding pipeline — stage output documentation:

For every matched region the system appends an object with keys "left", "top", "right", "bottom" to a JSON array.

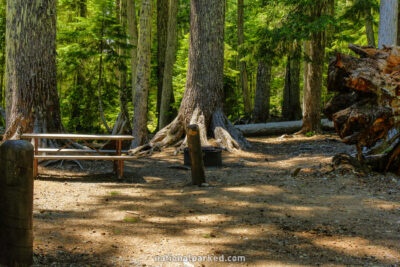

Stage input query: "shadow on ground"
[{"left": 33, "top": 135, "right": 400, "bottom": 266}]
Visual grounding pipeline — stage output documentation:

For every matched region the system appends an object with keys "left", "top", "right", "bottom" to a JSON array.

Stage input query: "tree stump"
[
  {"left": 0, "top": 140, "right": 34, "bottom": 266},
  {"left": 187, "top": 124, "right": 206, "bottom": 186}
]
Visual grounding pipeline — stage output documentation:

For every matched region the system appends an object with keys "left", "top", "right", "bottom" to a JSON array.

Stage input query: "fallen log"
[
  {"left": 324, "top": 44, "right": 400, "bottom": 174},
  {"left": 235, "top": 119, "right": 334, "bottom": 137}
]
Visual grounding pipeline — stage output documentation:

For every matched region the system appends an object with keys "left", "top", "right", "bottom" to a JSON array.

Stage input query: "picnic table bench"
[{"left": 21, "top": 133, "right": 135, "bottom": 179}]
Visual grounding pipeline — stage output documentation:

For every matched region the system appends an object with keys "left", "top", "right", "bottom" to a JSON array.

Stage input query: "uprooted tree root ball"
[{"left": 324, "top": 44, "right": 400, "bottom": 174}]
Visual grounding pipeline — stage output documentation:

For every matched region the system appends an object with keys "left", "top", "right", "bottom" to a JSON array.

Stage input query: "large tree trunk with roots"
[
  {"left": 324, "top": 44, "right": 400, "bottom": 174},
  {"left": 4, "top": 0, "right": 63, "bottom": 141},
  {"left": 130, "top": 0, "right": 249, "bottom": 154}
]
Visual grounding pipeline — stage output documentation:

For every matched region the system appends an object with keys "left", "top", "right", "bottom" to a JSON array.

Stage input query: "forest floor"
[{"left": 32, "top": 133, "right": 400, "bottom": 267}]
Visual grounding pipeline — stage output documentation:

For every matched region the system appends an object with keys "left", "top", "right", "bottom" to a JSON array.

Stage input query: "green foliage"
[
  {"left": 0, "top": 0, "right": 385, "bottom": 132},
  {"left": 306, "top": 131, "right": 315, "bottom": 137}
]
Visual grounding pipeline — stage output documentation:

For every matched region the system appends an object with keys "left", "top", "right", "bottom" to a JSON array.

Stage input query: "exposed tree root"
[
  {"left": 129, "top": 108, "right": 250, "bottom": 155},
  {"left": 1, "top": 113, "right": 31, "bottom": 142},
  {"left": 211, "top": 108, "right": 250, "bottom": 152}
]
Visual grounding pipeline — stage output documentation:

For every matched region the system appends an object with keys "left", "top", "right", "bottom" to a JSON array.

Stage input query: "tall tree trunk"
[
  {"left": 68, "top": 1, "right": 88, "bottom": 132},
  {"left": 378, "top": 0, "right": 398, "bottom": 48},
  {"left": 78, "top": 0, "right": 87, "bottom": 17},
  {"left": 302, "top": 31, "right": 324, "bottom": 133},
  {"left": 132, "top": 0, "right": 152, "bottom": 147},
  {"left": 97, "top": 16, "right": 111, "bottom": 133},
  {"left": 302, "top": 40, "right": 310, "bottom": 118},
  {"left": 128, "top": 0, "right": 138, "bottom": 99},
  {"left": 4, "top": 0, "right": 62, "bottom": 140},
  {"left": 252, "top": 60, "right": 271, "bottom": 123},
  {"left": 301, "top": 1, "right": 329, "bottom": 134},
  {"left": 365, "top": 8, "right": 375, "bottom": 47},
  {"left": 117, "top": 0, "right": 131, "bottom": 131},
  {"left": 159, "top": 0, "right": 178, "bottom": 129},
  {"left": 283, "top": 42, "right": 302, "bottom": 121},
  {"left": 131, "top": 0, "right": 249, "bottom": 154},
  {"left": 157, "top": 0, "right": 169, "bottom": 122},
  {"left": 237, "top": 0, "right": 251, "bottom": 114}
]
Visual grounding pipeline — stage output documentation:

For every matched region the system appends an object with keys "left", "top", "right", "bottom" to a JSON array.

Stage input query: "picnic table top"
[{"left": 21, "top": 133, "right": 135, "bottom": 140}]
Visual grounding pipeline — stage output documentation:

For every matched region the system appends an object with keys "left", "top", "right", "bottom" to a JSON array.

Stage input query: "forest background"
[{"left": 0, "top": 0, "right": 382, "bottom": 135}]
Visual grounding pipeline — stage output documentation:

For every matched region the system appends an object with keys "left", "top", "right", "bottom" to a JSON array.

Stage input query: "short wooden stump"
[{"left": 184, "top": 146, "right": 222, "bottom": 167}]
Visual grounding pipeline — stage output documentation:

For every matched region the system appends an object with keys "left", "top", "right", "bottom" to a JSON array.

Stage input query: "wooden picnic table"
[{"left": 21, "top": 133, "right": 135, "bottom": 179}]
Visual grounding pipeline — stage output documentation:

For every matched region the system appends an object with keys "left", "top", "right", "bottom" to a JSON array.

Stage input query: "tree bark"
[
  {"left": 131, "top": 0, "right": 249, "bottom": 154},
  {"left": 252, "top": 60, "right": 271, "bottom": 123},
  {"left": 128, "top": 0, "right": 138, "bottom": 99},
  {"left": 4, "top": 0, "right": 62, "bottom": 140},
  {"left": 300, "top": 1, "right": 330, "bottom": 134},
  {"left": 302, "top": 40, "right": 310, "bottom": 118},
  {"left": 117, "top": 0, "right": 131, "bottom": 131},
  {"left": 237, "top": 0, "right": 251, "bottom": 114},
  {"left": 157, "top": 0, "right": 169, "bottom": 122},
  {"left": 378, "top": 0, "right": 398, "bottom": 48},
  {"left": 283, "top": 42, "right": 302, "bottom": 121},
  {"left": 97, "top": 16, "right": 111, "bottom": 133},
  {"left": 302, "top": 30, "right": 324, "bottom": 133},
  {"left": 159, "top": 0, "right": 178, "bottom": 129},
  {"left": 365, "top": 8, "right": 375, "bottom": 47},
  {"left": 132, "top": 0, "right": 152, "bottom": 147}
]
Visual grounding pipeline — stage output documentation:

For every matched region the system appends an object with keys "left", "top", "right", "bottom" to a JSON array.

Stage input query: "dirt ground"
[{"left": 32, "top": 134, "right": 400, "bottom": 267}]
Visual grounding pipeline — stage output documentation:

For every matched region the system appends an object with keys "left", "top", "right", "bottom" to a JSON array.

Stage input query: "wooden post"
[
  {"left": 113, "top": 140, "right": 118, "bottom": 174},
  {"left": 117, "top": 139, "right": 123, "bottom": 179},
  {"left": 187, "top": 124, "right": 206, "bottom": 186},
  {"left": 0, "top": 140, "right": 34, "bottom": 266},
  {"left": 34, "top": 138, "right": 39, "bottom": 177}
]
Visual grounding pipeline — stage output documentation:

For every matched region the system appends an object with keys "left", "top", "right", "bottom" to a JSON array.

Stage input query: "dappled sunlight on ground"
[{"left": 32, "top": 134, "right": 400, "bottom": 266}]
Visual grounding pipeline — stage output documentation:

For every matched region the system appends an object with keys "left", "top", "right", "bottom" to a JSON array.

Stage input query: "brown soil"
[{"left": 32, "top": 134, "right": 400, "bottom": 266}]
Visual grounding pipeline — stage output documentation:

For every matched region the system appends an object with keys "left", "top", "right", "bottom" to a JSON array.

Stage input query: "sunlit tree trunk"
[
  {"left": 132, "top": 0, "right": 152, "bottom": 147},
  {"left": 159, "top": 0, "right": 178, "bottom": 129},
  {"left": 378, "top": 0, "right": 398, "bottom": 48},
  {"left": 4, "top": 0, "right": 62, "bottom": 140},
  {"left": 128, "top": 0, "right": 138, "bottom": 99}
]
